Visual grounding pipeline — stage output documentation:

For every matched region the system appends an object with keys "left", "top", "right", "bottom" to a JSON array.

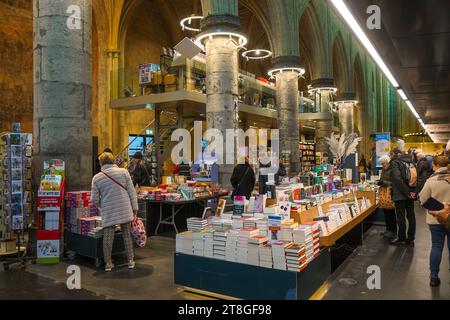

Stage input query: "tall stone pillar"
[
  {"left": 200, "top": 4, "right": 241, "bottom": 188},
  {"left": 267, "top": 0, "right": 308, "bottom": 177},
  {"left": 336, "top": 93, "right": 357, "bottom": 136},
  {"left": 338, "top": 103, "right": 355, "bottom": 136},
  {"left": 275, "top": 66, "right": 300, "bottom": 176},
  {"left": 310, "top": 79, "right": 336, "bottom": 157},
  {"left": 34, "top": 0, "right": 92, "bottom": 191}
]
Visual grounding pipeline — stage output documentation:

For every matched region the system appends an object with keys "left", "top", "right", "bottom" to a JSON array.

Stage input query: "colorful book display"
[{"left": 36, "top": 159, "right": 65, "bottom": 264}]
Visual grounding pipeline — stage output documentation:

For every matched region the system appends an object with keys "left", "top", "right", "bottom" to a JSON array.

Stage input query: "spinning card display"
[{"left": 0, "top": 132, "right": 33, "bottom": 237}]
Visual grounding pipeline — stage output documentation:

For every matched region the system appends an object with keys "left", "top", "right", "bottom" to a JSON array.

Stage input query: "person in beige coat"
[
  {"left": 92, "top": 152, "right": 139, "bottom": 272},
  {"left": 419, "top": 156, "right": 450, "bottom": 287}
]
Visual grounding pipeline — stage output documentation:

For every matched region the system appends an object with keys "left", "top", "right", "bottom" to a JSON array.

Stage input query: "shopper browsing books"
[
  {"left": 92, "top": 152, "right": 139, "bottom": 272},
  {"left": 389, "top": 148, "right": 417, "bottom": 247},
  {"left": 377, "top": 155, "right": 397, "bottom": 239},
  {"left": 128, "top": 152, "right": 152, "bottom": 187},
  {"left": 230, "top": 159, "right": 256, "bottom": 199},
  {"left": 413, "top": 149, "right": 434, "bottom": 193},
  {"left": 418, "top": 156, "right": 450, "bottom": 287}
]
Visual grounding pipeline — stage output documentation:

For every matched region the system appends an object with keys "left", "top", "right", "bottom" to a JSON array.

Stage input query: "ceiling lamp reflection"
[
  {"left": 242, "top": 49, "right": 272, "bottom": 61},
  {"left": 180, "top": 16, "right": 203, "bottom": 32}
]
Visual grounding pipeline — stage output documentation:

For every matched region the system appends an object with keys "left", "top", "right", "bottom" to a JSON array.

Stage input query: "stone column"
[
  {"left": 205, "top": 36, "right": 239, "bottom": 188},
  {"left": 310, "top": 79, "right": 336, "bottom": 156},
  {"left": 33, "top": 0, "right": 92, "bottom": 191},
  {"left": 276, "top": 69, "right": 300, "bottom": 176},
  {"left": 338, "top": 103, "right": 355, "bottom": 136},
  {"left": 335, "top": 92, "right": 357, "bottom": 136}
]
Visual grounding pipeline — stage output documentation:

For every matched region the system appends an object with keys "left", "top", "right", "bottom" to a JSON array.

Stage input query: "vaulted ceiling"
[{"left": 345, "top": 0, "right": 450, "bottom": 141}]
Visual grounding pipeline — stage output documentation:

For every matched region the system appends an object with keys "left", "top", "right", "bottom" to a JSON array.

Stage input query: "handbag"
[
  {"left": 379, "top": 186, "right": 395, "bottom": 209},
  {"left": 131, "top": 217, "right": 147, "bottom": 247}
]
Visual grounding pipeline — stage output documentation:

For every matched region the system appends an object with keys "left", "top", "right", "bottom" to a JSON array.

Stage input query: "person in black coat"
[
  {"left": 230, "top": 161, "right": 255, "bottom": 199},
  {"left": 128, "top": 152, "right": 151, "bottom": 187},
  {"left": 413, "top": 149, "right": 434, "bottom": 193},
  {"left": 390, "top": 148, "right": 416, "bottom": 247},
  {"left": 259, "top": 160, "right": 287, "bottom": 195}
]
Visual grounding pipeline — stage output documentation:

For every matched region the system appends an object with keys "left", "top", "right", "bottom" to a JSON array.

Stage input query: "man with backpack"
[
  {"left": 413, "top": 149, "right": 434, "bottom": 193},
  {"left": 390, "top": 148, "right": 417, "bottom": 247}
]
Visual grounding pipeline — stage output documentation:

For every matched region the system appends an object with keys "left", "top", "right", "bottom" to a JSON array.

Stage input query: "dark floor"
[
  {"left": 0, "top": 204, "right": 448, "bottom": 300},
  {"left": 322, "top": 203, "right": 450, "bottom": 300}
]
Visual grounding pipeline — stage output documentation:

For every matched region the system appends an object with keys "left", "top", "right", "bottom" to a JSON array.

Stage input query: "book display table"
[
  {"left": 174, "top": 249, "right": 331, "bottom": 300},
  {"left": 146, "top": 193, "right": 228, "bottom": 235},
  {"left": 174, "top": 191, "right": 378, "bottom": 299}
]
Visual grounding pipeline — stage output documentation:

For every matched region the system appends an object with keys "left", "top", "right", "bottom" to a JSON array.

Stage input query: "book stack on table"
[
  {"left": 259, "top": 243, "right": 273, "bottom": 269},
  {"left": 236, "top": 228, "right": 259, "bottom": 264},
  {"left": 204, "top": 231, "right": 214, "bottom": 258},
  {"left": 248, "top": 235, "right": 268, "bottom": 266},
  {"left": 213, "top": 229, "right": 228, "bottom": 260},
  {"left": 176, "top": 231, "right": 195, "bottom": 255},
  {"left": 193, "top": 230, "right": 209, "bottom": 256},
  {"left": 225, "top": 229, "right": 239, "bottom": 262},
  {"left": 280, "top": 219, "right": 298, "bottom": 242},
  {"left": 285, "top": 243, "right": 307, "bottom": 272},
  {"left": 272, "top": 240, "right": 290, "bottom": 270},
  {"left": 187, "top": 217, "right": 208, "bottom": 231}
]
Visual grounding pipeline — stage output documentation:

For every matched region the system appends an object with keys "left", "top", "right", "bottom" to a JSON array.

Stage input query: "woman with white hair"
[
  {"left": 413, "top": 149, "right": 434, "bottom": 193},
  {"left": 91, "top": 152, "right": 138, "bottom": 272},
  {"left": 377, "top": 155, "right": 397, "bottom": 238}
]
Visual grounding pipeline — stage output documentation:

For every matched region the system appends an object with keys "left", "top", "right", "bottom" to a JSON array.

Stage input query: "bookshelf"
[{"left": 299, "top": 142, "right": 316, "bottom": 173}]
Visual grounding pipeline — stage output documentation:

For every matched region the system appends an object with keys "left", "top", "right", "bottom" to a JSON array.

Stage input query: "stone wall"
[{"left": 0, "top": 1, "right": 33, "bottom": 133}]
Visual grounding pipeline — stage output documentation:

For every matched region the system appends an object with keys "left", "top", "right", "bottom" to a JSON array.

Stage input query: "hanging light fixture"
[
  {"left": 242, "top": 49, "right": 272, "bottom": 61},
  {"left": 180, "top": 16, "right": 203, "bottom": 32}
]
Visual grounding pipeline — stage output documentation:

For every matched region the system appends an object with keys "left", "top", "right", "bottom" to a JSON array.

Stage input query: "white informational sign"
[{"left": 375, "top": 132, "right": 390, "bottom": 168}]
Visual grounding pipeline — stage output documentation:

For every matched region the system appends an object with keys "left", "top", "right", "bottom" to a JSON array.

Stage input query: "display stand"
[
  {"left": 0, "top": 130, "right": 34, "bottom": 268},
  {"left": 36, "top": 160, "right": 65, "bottom": 264}
]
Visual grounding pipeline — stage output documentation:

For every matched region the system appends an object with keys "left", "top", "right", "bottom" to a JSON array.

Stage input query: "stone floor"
[{"left": 0, "top": 204, "right": 448, "bottom": 300}]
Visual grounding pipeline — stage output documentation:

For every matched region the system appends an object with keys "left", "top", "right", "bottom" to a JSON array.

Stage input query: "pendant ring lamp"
[
  {"left": 242, "top": 49, "right": 272, "bottom": 61},
  {"left": 180, "top": 16, "right": 203, "bottom": 32}
]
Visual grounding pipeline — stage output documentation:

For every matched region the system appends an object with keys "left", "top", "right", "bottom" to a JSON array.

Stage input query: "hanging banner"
[{"left": 375, "top": 132, "right": 390, "bottom": 168}]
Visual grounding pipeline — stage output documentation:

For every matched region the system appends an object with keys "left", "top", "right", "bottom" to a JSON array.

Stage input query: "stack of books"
[
  {"left": 304, "top": 221, "right": 321, "bottom": 259},
  {"left": 259, "top": 243, "right": 273, "bottom": 268},
  {"left": 204, "top": 231, "right": 214, "bottom": 258},
  {"left": 225, "top": 229, "right": 239, "bottom": 262},
  {"left": 213, "top": 229, "right": 228, "bottom": 260},
  {"left": 280, "top": 220, "right": 298, "bottom": 242},
  {"left": 256, "top": 219, "right": 269, "bottom": 237},
  {"left": 248, "top": 235, "right": 269, "bottom": 266},
  {"left": 232, "top": 217, "right": 246, "bottom": 229},
  {"left": 193, "top": 230, "right": 208, "bottom": 256},
  {"left": 285, "top": 243, "right": 307, "bottom": 272},
  {"left": 268, "top": 215, "right": 282, "bottom": 242},
  {"left": 243, "top": 217, "right": 258, "bottom": 229},
  {"left": 211, "top": 217, "right": 233, "bottom": 230},
  {"left": 293, "top": 224, "right": 315, "bottom": 262},
  {"left": 187, "top": 217, "right": 208, "bottom": 231},
  {"left": 176, "top": 231, "right": 194, "bottom": 255},
  {"left": 236, "top": 228, "right": 259, "bottom": 264},
  {"left": 272, "top": 240, "right": 291, "bottom": 270}
]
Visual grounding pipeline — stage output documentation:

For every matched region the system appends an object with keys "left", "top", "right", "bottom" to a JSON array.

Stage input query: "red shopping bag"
[{"left": 131, "top": 218, "right": 147, "bottom": 247}]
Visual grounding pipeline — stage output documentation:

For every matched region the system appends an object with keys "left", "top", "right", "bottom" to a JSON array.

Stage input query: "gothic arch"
[
  {"left": 332, "top": 31, "right": 353, "bottom": 96},
  {"left": 299, "top": 3, "right": 329, "bottom": 81}
]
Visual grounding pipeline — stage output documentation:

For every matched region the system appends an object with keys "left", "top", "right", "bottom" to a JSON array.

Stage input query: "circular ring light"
[
  {"left": 242, "top": 49, "right": 272, "bottom": 61},
  {"left": 180, "top": 16, "right": 203, "bottom": 32},
  {"left": 195, "top": 31, "right": 248, "bottom": 49},
  {"left": 268, "top": 67, "right": 305, "bottom": 78},
  {"left": 308, "top": 87, "right": 338, "bottom": 96}
]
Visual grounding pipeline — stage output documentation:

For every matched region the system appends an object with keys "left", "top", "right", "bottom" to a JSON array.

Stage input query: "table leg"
[
  {"left": 155, "top": 203, "right": 163, "bottom": 236},
  {"left": 172, "top": 204, "right": 178, "bottom": 234}
]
